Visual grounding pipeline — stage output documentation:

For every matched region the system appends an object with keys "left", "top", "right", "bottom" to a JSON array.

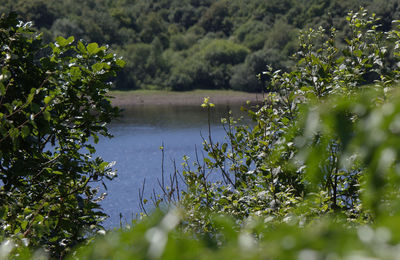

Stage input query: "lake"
[{"left": 96, "top": 103, "right": 250, "bottom": 228}]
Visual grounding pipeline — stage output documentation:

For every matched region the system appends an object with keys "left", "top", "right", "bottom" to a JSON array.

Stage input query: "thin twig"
[{"left": 138, "top": 178, "right": 148, "bottom": 215}]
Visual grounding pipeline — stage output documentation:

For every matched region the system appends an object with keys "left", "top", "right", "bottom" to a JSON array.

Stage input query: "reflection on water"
[
  {"left": 96, "top": 103, "right": 251, "bottom": 228},
  {"left": 113, "top": 103, "right": 244, "bottom": 128}
]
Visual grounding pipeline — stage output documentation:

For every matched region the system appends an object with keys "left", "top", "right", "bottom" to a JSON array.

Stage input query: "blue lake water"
[{"left": 96, "top": 103, "right": 248, "bottom": 228}]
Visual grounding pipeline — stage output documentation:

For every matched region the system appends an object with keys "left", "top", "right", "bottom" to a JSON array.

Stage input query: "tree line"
[{"left": 1, "top": 0, "right": 399, "bottom": 91}]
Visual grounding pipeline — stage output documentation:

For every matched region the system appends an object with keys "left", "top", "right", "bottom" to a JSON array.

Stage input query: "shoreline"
[{"left": 109, "top": 90, "right": 265, "bottom": 107}]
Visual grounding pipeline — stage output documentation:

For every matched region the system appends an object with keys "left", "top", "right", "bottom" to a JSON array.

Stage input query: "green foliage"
[
  {"left": 7, "top": 7, "right": 400, "bottom": 260},
  {"left": 59, "top": 9, "right": 400, "bottom": 259},
  {"left": 230, "top": 48, "right": 292, "bottom": 92},
  {"left": 2, "top": 0, "right": 399, "bottom": 91},
  {"left": 233, "top": 20, "right": 269, "bottom": 51},
  {"left": 167, "top": 39, "right": 249, "bottom": 91},
  {"left": 169, "top": 33, "right": 198, "bottom": 51},
  {"left": 158, "top": 8, "right": 397, "bottom": 233},
  {"left": 7, "top": 4, "right": 400, "bottom": 259},
  {"left": 0, "top": 13, "right": 124, "bottom": 257},
  {"left": 68, "top": 209, "right": 400, "bottom": 259},
  {"left": 199, "top": 0, "right": 232, "bottom": 35}
]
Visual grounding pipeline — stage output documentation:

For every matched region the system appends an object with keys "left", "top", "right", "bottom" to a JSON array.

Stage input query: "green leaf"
[
  {"left": 87, "top": 43, "right": 100, "bottom": 55},
  {"left": 354, "top": 49, "right": 363, "bottom": 57},
  {"left": 0, "top": 82, "right": 5, "bottom": 95},
  {"left": 13, "top": 226, "right": 21, "bottom": 234},
  {"left": 56, "top": 36, "right": 72, "bottom": 47},
  {"left": 222, "top": 143, "right": 228, "bottom": 153},
  {"left": 0, "top": 206, "right": 7, "bottom": 219},
  {"left": 92, "top": 63, "right": 104, "bottom": 73},
  {"left": 9, "top": 128, "right": 19, "bottom": 140},
  {"left": 50, "top": 43, "right": 61, "bottom": 55},
  {"left": 87, "top": 145, "right": 95, "bottom": 154},
  {"left": 26, "top": 91, "right": 35, "bottom": 104},
  {"left": 21, "top": 125, "right": 30, "bottom": 138},
  {"left": 70, "top": 66, "right": 82, "bottom": 81},
  {"left": 44, "top": 96, "right": 52, "bottom": 104},
  {"left": 100, "top": 162, "right": 109, "bottom": 171},
  {"left": 21, "top": 220, "right": 28, "bottom": 230},
  {"left": 43, "top": 111, "right": 51, "bottom": 121},
  {"left": 93, "top": 134, "right": 99, "bottom": 144},
  {"left": 77, "top": 41, "right": 86, "bottom": 53},
  {"left": 66, "top": 36, "right": 74, "bottom": 45},
  {"left": 115, "top": 59, "right": 126, "bottom": 68}
]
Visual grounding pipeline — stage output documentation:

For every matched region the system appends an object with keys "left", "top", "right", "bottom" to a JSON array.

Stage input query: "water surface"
[{"left": 97, "top": 103, "right": 248, "bottom": 228}]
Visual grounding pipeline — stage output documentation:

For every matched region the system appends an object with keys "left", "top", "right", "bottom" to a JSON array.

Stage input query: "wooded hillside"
[{"left": 0, "top": 0, "right": 398, "bottom": 91}]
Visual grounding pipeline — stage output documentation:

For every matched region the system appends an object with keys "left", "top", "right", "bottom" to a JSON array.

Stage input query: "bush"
[
  {"left": 166, "top": 39, "right": 249, "bottom": 90},
  {"left": 199, "top": 0, "right": 232, "bottom": 35},
  {"left": 230, "top": 48, "right": 291, "bottom": 92},
  {"left": 169, "top": 33, "right": 198, "bottom": 51},
  {"left": 233, "top": 20, "right": 269, "bottom": 51},
  {"left": 162, "top": 8, "right": 395, "bottom": 234},
  {"left": 264, "top": 19, "right": 298, "bottom": 52},
  {"left": 202, "top": 39, "right": 249, "bottom": 65},
  {"left": 0, "top": 13, "right": 124, "bottom": 257},
  {"left": 229, "top": 63, "right": 262, "bottom": 92},
  {"left": 115, "top": 43, "right": 152, "bottom": 90}
]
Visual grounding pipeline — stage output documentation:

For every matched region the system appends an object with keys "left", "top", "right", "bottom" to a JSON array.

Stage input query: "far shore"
[{"left": 109, "top": 89, "right": 265, "bottom": 107}]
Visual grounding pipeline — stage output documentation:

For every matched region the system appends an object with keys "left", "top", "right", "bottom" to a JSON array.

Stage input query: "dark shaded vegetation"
[{"left": 1, "top": 0, "right": 399, "bottom": 91}]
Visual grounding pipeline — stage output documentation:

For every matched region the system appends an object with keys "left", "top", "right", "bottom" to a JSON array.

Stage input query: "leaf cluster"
[
  {"left": 0, "top": 13, "right": 124, "bottom": 257},
  {"left": 165, "top": 9, "right": 394, "bottom": 231}
]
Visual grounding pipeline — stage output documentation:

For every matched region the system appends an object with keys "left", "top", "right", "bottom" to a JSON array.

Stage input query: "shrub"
[
  {"left": 166, "top": 8, "right": 395, "bottom": 232},
  {"left": 166, "top": 39, "right": 249, "bottom": 90},
  {"left": 199, "top": 0, "right": 232, "bottom": 35},
  {"left": 202, "top": 39, "right": 249, "bottom": 65},
  {"left": 0, "top": 13, "right": 124, "bottom": 257},
  {"left": 229, "top": 63, "right": 262, "bottom": 92}
]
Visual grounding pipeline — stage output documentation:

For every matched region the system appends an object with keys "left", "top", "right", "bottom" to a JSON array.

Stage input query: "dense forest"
[{"left": 1, "top": 0, "right": 399, "bottom": 91}]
